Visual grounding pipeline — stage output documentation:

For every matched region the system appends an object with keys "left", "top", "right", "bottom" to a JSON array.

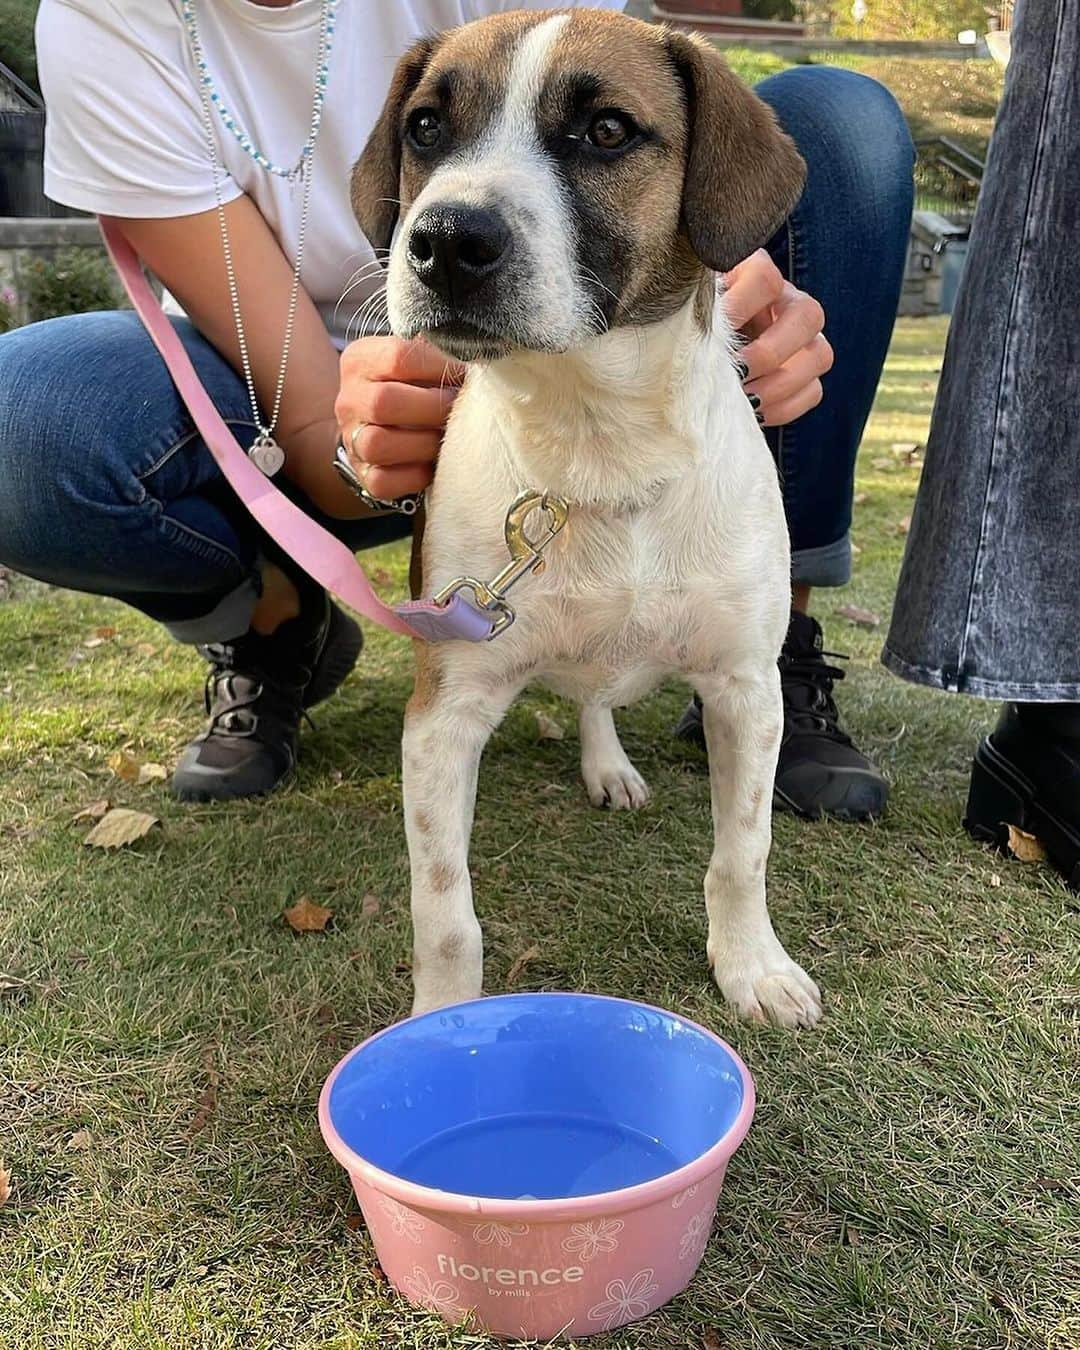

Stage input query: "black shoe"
[
  {"left": 674, "top": 611, "right": 888, "bottom": 821},
  {"left": 171, "top": 593, "right": 362, "bottom": 803},
  {"left": 965, "top": 702, "right": 1080, "bottom": 889}
]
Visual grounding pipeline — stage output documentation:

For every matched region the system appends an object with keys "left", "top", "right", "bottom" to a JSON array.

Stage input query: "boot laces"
[
  {"left": 780, "top": 646, "right": 852, "bottom": 743},
  {"left": 202, "top": 644, "right": 263, "bottom": 738}
]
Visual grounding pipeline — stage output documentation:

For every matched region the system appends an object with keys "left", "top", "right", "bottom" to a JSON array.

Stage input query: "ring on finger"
[{"left": 350, "top": 422, "right": 366, "bottom": 454}]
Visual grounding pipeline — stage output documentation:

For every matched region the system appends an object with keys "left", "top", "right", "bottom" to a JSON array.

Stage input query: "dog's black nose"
[{"left": 406, "top": 205, "right": 511, "bottom": 304}]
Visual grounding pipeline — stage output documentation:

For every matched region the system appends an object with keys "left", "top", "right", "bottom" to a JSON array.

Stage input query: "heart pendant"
[{"left": 248, "top": 434, "right": 285, "bottom": 478}]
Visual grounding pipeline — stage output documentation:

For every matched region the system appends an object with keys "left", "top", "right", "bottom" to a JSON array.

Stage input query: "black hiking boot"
[
  {"left": 171, "top": 591, "right": 362, "bottom": 802},
  {"left": 674, "top": 611, "right": 888, "bottom": 821}
]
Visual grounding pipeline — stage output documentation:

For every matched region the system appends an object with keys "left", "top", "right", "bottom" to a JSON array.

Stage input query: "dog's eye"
[
  {"left": 407, "top": 108, "right": 443, "bottom": 150},
  {"left": 586, "top": 112, "right": 634, "bottom": 151}
]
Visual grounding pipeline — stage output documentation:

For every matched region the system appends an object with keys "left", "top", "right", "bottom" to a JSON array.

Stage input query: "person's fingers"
[
  {"left": 340, "top": 335, "right": 466, "bottom": 388},
  {"left": 756, "top": 378, "right": 824, "bottom": 428},
  {"left": 743, "top": 334, "right": 833, "bottom": 410},
  {"left": 353, "top": 460, "right": 435, "bottom": 502},
  {"left": 738, "top": 283, "right": 825, "bottom": 381},
  {"left": 721, "top": 248, "right": 785, "bottom": 330},
  {"left": 337, "top": 378, "right": 458, "bottom": 431},
  {"left": 345, "top": 424, "right": 442, "bottom": 468}
]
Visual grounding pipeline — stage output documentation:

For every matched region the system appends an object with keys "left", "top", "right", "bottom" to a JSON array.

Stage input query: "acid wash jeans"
[
  {"left": 0, "top": 67, "right": 913, "bottom": 643},
  {"left": 884, "top": 0, "right": 1080, "bottom": 700}
]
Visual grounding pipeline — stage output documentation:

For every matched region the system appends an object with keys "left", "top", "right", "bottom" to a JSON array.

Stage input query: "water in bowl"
[{"left": 396, "top": 1109, "right": 683, "bottom": 1200}]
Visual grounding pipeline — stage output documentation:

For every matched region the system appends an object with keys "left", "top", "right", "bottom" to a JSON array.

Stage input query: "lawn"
[
  {"left": 1, "top": 317, "right": 1077, "bottom": 1350},
  {"left": 723, "top": 49, "right": 1005, "bottom": 159}
]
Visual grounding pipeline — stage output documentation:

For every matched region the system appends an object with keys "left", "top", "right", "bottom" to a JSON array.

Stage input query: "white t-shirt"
[{"left": 37, "top": 0, "right": 623, "bottom": 344}]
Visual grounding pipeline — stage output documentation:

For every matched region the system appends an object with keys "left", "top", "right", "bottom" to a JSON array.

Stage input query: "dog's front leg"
[
  {"left": 402, "top": 667, "right": 518, "bottom": 1016},
  {"left": 694, "top": 667, "right": 822, "bottom": 1028}
]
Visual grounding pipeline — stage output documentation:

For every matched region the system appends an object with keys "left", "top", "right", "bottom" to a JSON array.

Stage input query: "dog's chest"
[{"left": 492, "top": 498, "right": 741, "bottom": 693}]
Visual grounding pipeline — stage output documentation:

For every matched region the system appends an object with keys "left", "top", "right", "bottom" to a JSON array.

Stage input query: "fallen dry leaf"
[
  {"left": 870, "top": 456, "right": 892, "bottom": 471},
  {"left": 535, "top": 710, "right": 565, "bottom": 741},
  {"left": 284, "top": 896, "right": 333, "bottom": 933},
  {"left": 850, "top": 540, "right": 861, "bottom": 557},
  {"left": 1006, "top": 825, "right": 1046, "bottom": 864},
  {"left": 990, "top": 873, "right": 1002, "bottom": 888},
  {"left": 136, "top": 642, "right": 157, "bottom": 657},
  {"left": 95, "top": 626, "right": 117, "bottom": 640},
  {"left": 67, "top": 1128, "right": 93, "bottom": 1152},
  {"left": 892, "top": 442, "right": 923, "bottom": 465},
  {"left": 507, "top": 944, "right": 541, "bottom": 986},
  {"left": 372, "top": 567, "right": 394, "bottom": 589},
  {"left": 186, "top": 1084, "right": 218, "bottom": 1138},
  {"left": 136, "top": 763, "right": 168, "bottom": 785},
  {"left": 72, "top": 799, "right": 110, "bottom": 823},
  {"left": 345, "top": 1212, "right": 365, "bottom": 1231},
  {"left": 837, "top": 604, "right": 881, "bottom": 630},
  {"left": 896, "top": 516, "right": 912, "bottom": 535},
  {"left": 84, "top": 636, "right": 106, "bottom": 650},
  {"left": 108, "top": 751, "right": 142, "bottom": 783},
  {"left": 0, "top": 1162, "right": 10, "bottom": 1207},
  {"left": 361, "top": 893, "right": 381, "bottom": 917},
  {"left": 702, "top": 1332, "right": 724, "bottom": 1350},
  {"left": 842, "top": 1222, "right": 861, "bottom": 1247},
  {"left": 83, "top": 808, "right": 160, "bottom": 850},
  {"left": 853, "top": 491, "right": 869, "bottom": 507}
]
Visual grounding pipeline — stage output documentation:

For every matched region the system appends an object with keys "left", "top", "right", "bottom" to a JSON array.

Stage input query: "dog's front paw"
[
  {"left": 709, "top": 938, "right": 822, "bottom": 1029},
  {"left": 582, "top": 756, "right": 650, "bottom": 811}
]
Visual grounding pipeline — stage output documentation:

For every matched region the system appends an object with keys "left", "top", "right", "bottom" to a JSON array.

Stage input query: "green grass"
[
  {"left": 724, "top": 49, "right": 1005, "bottom": 159},
  {"left": 1, "top": 318, "right": 1078, "bottom": 1349}
]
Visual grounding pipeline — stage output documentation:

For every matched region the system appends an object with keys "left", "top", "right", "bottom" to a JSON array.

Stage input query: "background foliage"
[{"left": 0, "top": 0, "right": 39, "bottom": 93}]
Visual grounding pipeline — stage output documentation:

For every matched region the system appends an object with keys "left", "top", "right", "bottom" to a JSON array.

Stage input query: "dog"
[{"left": 351, "top": 8, "right": 822, "bottom": 1028}]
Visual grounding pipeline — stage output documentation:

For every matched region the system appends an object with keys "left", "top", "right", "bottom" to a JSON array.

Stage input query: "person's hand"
[
  {"left": 722, "top": 249, "right": 833, "bottom": 428},
  {"left": 334, "top": 337, "right": 465, "bottom": 504}
]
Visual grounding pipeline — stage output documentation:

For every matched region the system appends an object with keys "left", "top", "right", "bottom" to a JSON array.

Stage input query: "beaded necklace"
[
  {"left": 181, "top": 0, "right": 339, "bottom": 181},
  {"left": 181, "top": 0, "right": 340, "bottom": 475}
]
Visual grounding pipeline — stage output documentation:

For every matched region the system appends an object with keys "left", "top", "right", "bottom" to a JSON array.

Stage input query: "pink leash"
[{"left": 100, "top": 216, "right": 500, "bottom": 644}]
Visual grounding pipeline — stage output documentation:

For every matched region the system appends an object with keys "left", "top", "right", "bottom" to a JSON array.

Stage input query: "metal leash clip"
[{"left": 432, "top": 490, "right": 570, "bottom": 639}]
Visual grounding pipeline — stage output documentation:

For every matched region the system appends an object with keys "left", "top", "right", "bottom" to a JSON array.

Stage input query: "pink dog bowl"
[{"left": 319, "top": 993, "right": 754, "bottom": 1340}]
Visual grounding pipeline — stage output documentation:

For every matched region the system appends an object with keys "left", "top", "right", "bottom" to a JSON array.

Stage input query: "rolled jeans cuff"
[
  {"left": 791, "top": 534, "right": 851, "bottom": 588},
  {"left": 163, "top": 575, "right": 260, "bottom": 645}
]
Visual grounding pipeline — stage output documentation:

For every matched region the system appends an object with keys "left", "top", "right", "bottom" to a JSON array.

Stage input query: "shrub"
[
  {"left": 24, "top": 247, "right": 121, "bottom": 324},
  {"left": 0, "top": 283, "right": 17, "bottom": 333},
  {"left": 0, "top": 0, "right": 39, "bottom": 94}
]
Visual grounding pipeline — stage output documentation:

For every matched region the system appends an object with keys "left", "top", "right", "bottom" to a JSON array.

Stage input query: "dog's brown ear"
[
  {"left": 351, "top": 36, "right": 439, "bottom": 254},
  {"left": 666, "top": 31, "right": 805, "bottom": 273}
]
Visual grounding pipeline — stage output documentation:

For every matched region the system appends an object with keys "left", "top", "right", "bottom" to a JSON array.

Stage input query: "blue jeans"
[{"left": 0, "top": 67, "right": 913, "bottom": 643}]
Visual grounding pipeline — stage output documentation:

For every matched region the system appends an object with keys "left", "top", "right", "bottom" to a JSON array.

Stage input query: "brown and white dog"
[{"left": 352, "top": 8, "right": 822, "bottom": 1028}]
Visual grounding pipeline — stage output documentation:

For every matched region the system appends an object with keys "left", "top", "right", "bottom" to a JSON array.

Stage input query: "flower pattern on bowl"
[
  {"left": 378, "top": 1195, "right": 425, "bottom": 1244},
  {"left": 560, "top": 1218, "right": 625, "bottom": 1262},
  {"left": 671, "top": 1183, "right": 699, "bottom": 1210},
  {"left": 469, "top": 1220, "right": 530, "bottom": 1248},
  {"left": 401, "top": 1264, "right": 461, "bottom": 1315},
  {"left": 587, "top": 1268, "right": 660, "bottom": 1331},
  {"left": 678, "top": 1205, "right": 715, "bottom": 1262}
]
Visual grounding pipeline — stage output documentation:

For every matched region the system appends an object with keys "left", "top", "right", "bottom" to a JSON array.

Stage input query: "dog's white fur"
[{"left": 387, "top": 15, "right": 821, "bottom": 1028}]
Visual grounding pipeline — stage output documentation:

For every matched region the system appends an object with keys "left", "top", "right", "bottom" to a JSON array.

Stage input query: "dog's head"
[{"left": 353, "top": 9, "right": 804, "bottom": 361}]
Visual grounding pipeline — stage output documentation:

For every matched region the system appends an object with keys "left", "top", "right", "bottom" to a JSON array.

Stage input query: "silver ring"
[{"left": 350, "top": 422, "right": 366, "bottom": 453}]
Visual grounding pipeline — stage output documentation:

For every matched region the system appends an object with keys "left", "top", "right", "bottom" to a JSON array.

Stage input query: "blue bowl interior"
[{"left": 328, "top": 994, "right": 746, "bottom": 1201}]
